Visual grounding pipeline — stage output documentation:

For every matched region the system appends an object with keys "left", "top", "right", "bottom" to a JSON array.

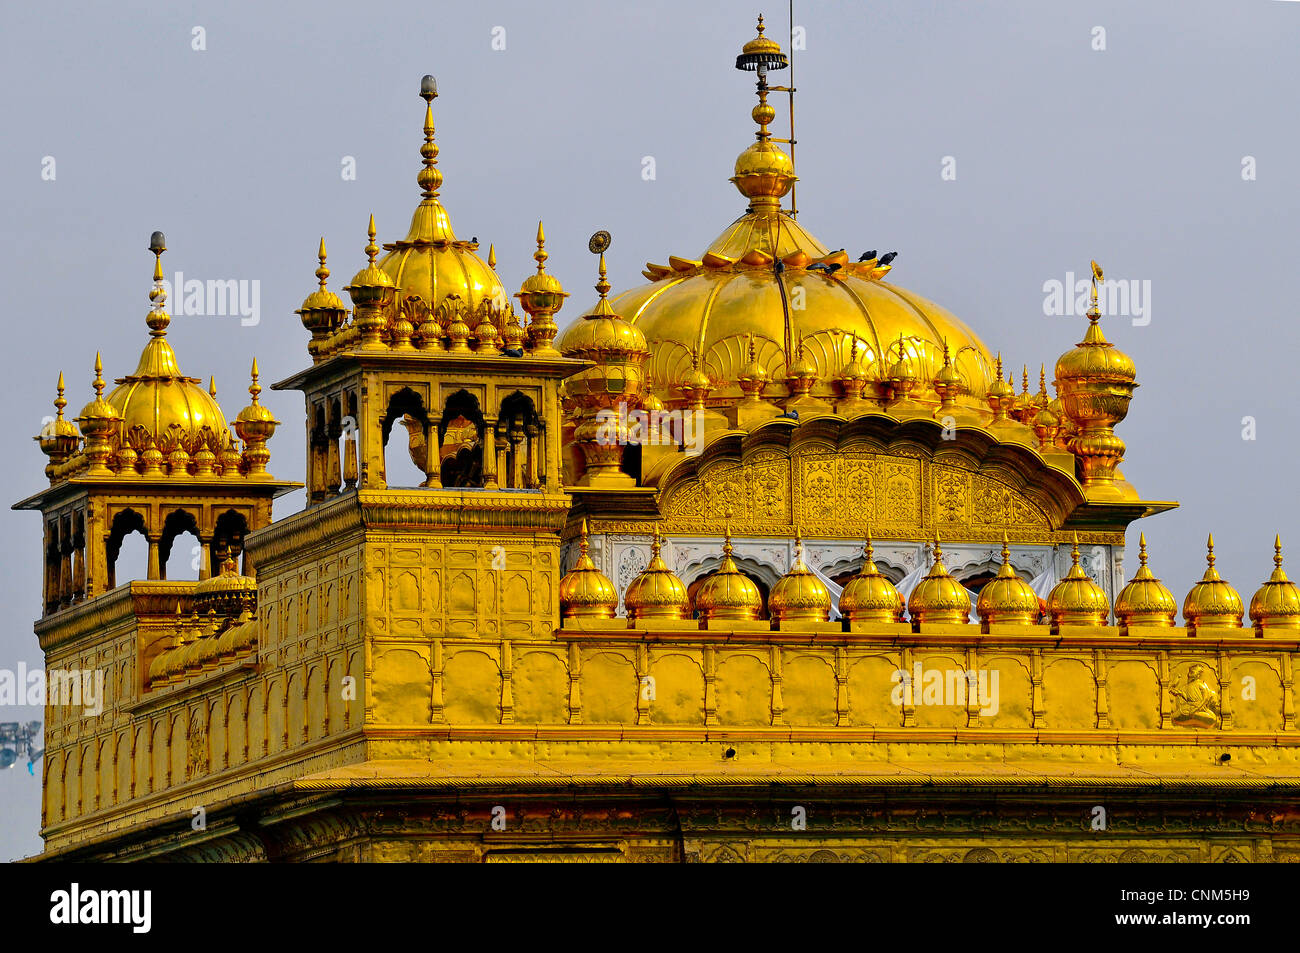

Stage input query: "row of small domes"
[{"left": 559, "top": 526, "right": 1300, "bottom": 631}]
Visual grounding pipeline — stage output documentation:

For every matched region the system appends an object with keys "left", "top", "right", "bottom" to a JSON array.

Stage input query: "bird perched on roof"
[
  {"left": 879, "top": 251, "right": 898, "bottom": 266},
  {"left": 777, "top": 410, "right": 800, "bottom": 420},
  {"left": 858, "top": 250, "right": 878, "bottom": 262},
  {"left": 774, "top": 259, "right": 785, "bottom": 274},
  {"left": 807, "top": 262, "right": 842, "bottom": 275},
  {"left": 503, "top": 347, "right": 524, "bottom": 357}
]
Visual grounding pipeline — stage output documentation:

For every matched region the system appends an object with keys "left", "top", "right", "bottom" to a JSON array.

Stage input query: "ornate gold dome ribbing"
[
  {"left": 558, "top": 520, "right": 618, "bottom": 620},
  {"left": 194, "top": 556, "right": 257, "bottom": 617},
  {"left": 907, "top": 533, "right": 971, "bottom": 624},
  {"left": 106, "top": 238, "right": 231, "bottom": 454},
  {"left": 1182, "top": 534, "right": 1244, "bottom": 629},
  {"left": 376, "top": 77, "right": 508, "bottom": 320},
  {"left": 1113, "top": 534, "right": 1177, "bottom": 627},
  {"left": 839, "top": 533, "right": 903, "bottom": 624},
  {"left": 623, "top": 527, "right": 690, "bottom": 621},
  {"left": 769, "top": 535, "right": 831, "bottom": 623},
  {"left": 695, "top": 528, "right": 763, "bottom": 623},
  {"left": 1047, "top": 534, "right": 1111, "bottom": 627},
  {"left": 1249, "top": 535, "right": 1300, "bottom": 632},
  {"left": 976, "top": 534, "right": 1040, "bottom": 625},
  {"left": 612, "top": 18, "right": 995, "bottom": 412}
]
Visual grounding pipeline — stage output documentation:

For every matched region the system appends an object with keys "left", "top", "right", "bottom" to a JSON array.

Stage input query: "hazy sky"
[{"left": 2, "top": 0, "right": 1298, "bottom": 860}]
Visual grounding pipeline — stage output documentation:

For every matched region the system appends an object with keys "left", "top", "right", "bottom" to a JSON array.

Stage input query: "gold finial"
[
  {"left": 723, "top": 524, "right": 734, "bottom": 558},
  {"left": 92, "top": 351, "right": 105, "bottom": 398},
  {"left": 1039, "top": 364, "right": 1048, "bottom": 395},
  {"left": 248, "top": 358, "right": 261, "bottom": 405},
  {"left": 1001, "top": 531, "right": 1011, "bottom": 565},
  {"left": 748, "top": 332, "right": 757, "bottom": 363},
  {"left": 1022, "top": 366, "right": 1030, "bottom": 396},
  {"left": 534, "top": 221, "right": 549, "bottom": 272},
  {"left": 1276, "top": 533, "right": 1285, "bottom": 570},
  {"left": 417, "top": 74, "right": 442, "bottom": 198},
  {"left": 651, "top": 525, "right": 663, "bottom": 558},
  {"left": 1139, "top": 532, "right": 1149, "bottom": 567},
  {"left": 578, "top": 518, "right": 591, "bottom": 557},
  {"left": 596, "top": 252, "right": 610, "bottom": 299},
  {"left": 994, "top": 352, "right": 1004, "bottom": 380},
  {"left": 488, "top": 243, "right": 496, "bottom": 270},
  {"left": 55, "top": 371, "right": 67, "bottom": 420},
  {"left": 1206, "top": 532, "right": 1216, "bottom": 569},
  {"left": 932, "top": 529, "right": 943, "bottom": 564},
  {"left": 146, "top": 231, "right": 170, "bottom": 336},
  {"left": 209, "top": 376, "right": 217, "bottom": 399},
  {"left": 1089, "top": 260, "right": 1103, "bottom": 319},
  {"left": 365, "top": 214, "right": 379, "bottom": 265},
  {"left": 864, "top": 526, "right": 875, "bottom": 564},
  {"left": 315, "top": 237, "right": 329, "bottom": 290},
  {"left": 1071, "top": 531, "right": 1081, "bottom": 565}
]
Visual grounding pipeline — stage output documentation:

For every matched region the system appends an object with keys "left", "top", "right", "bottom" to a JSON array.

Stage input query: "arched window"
[
  {"left": 437, "top": 390, "right": 487, "bottom": 489},
  {"left": 106, "top": 509, "right": 149, "bottom": 589},
  {"left": 212, "top": 510, "right": 249, "bottom": 576},
  {"left": 380, "top": 387, "right": 435, "bottom": 488},
  {"left": 160, "top": 509, "right": 201, "bottom": 581},
  {"left": 498, "top": 392, "right": 543, "bottom": 489}
]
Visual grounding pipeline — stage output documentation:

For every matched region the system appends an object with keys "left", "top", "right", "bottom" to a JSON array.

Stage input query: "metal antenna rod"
[{"left": 788, "top": 0, "right": 797, "bottom": 218}]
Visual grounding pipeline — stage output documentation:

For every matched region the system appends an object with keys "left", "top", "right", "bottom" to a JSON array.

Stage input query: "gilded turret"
[
  {"left": 1182, "top": 534, "right": 1244, "bottom": 630},
  {"left": 558, "top": 520, "right": 618, "bottom": 620},
  {"left": 769, "top": 536, "right": 832, "bottom": 624},
  {"left": 977, "top": 534, "right": 1041, "bottom": 626},
  {"left": 76, "top": 353, "right": 121, "bottom": 476},
  {"left": 695, "top": 528, "right": 763, "bottom": 623},
  {"left": 345, "top": 215, "right": 397, "bottom": 350},
  {"left": 1047, "top": 534, "right": 1111, "bottom": 627},
  {"left": 1249, "top": 535, "right": 1300, "bottom": 633},
  {"left": 234, "top": 359, "right": 278, "bottom": 478},
  {"left": 623, "top": 528, "right": 690, "bottom": 622},
  {"left": 296, "top": 238, "right": 347, "bottom": 362},
  {"left": 37, "top": 372, "right": 82, "bottom": 480},
  {"left": 907, "top": 533, "right": 971, "bottom": 625},
  {"left": 1114, "top": 534, "right": 1178, "bottom": 628},
  {"left": 839, "top": 533, "right": 903, "bottom": 624},
  {"left": 1054, "top": 260, "right": 1138, "bottom": 500},
  {"left": 517, "top": 222, "right": 568, "bottom": 355}
]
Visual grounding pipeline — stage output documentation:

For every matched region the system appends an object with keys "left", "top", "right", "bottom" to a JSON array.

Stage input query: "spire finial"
[
  {"left": 748, "top": 332, "right": 757, "bottom": 363},
  {"left": 209, "top": 376, "right": 217, "bottom": 399},
  {"left": 932, "top": 529, "right": 943, "bottom": 564},
  {"left": 1277, "top": 533, "right": 1285, "bottom": 570},
  {"left": 1089, "top": 260, "right": 1103, "bottom": 322},
  {"left": 651, "top": 525, "right": 662, "bottom": 558},
  {"left": 365, "top": 214, "right": 379, "bottom": 265},
  {"left": 1139, "top": 532, "right": 1149, "bottom": 567},
  {"left": 864, "top": 524, "right": 875, "bottom": 564},
  {"left": 534, "top": 221, "right": 548, "bottom": 274},
  {"left": 417, "top": 75, "right": 442, "bottom": 198},
  {"left": 315, "top": 237, "right": 329, "bottom": 291},
  {"left": 54, "top": 371, "right": 67, "bottom": 421},
  {"left": 595, "top": 252, "right": 610, "bottom": 299},
  {"left": 1206, "top": 532, "right": 1216, "bottom": 568},
  {"left": 488, "top": 243, "right": 496, "bottom": 270},
  {"left": 1022, "top": 365, "right": 1030, "bottom": 395},
  {"left": 578, "top": 518, "right": 591, "bottom": 557},
  {"left": 92, "top": 351, "right": 105, "bottom": 398},
  {"left": 1039, "top": 364, "right": 1048, "bottom": 395},
  {"left": 1071, "top": 532, "right": 1081, "bottom": 565},
  {"left": 723, "top": 524, "right": 734, "bottom": 558},
  {"left": 248, "top": 358, "right": 261, "bottom": 405},
  {"left": 995, "top": 352, "right": 1004, "bottom": 380},
  {"left": 146, "top": 231, "right": 170, "bottom": 336},
  {"left": 1001, "top": 531, "right": 1011, "bottom": 565}
]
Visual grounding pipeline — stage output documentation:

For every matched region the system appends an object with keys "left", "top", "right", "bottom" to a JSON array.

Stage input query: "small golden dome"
[
  {"left": 194, "top": 555, "right": 257, "bottom": 617},
  {"left": 1249, "top": 535, "right": 1300, "bottom": 632},
  {"left": 695, "top": 528, "right": 764, "bottom": 622},
  {"left": 1114, "top": 533, "right": 1177, "bottom": 627},
  {"left": 216, "top": 608, "right": 257, "bottom": 659},
  {"left": 907, "top": 533, "right": 971, "bottom": 624},
  {"left": 736, "top": 15, "right": 786, "bottom": 67},
  {"left": 624, "top": 528, "right": 690, "bottom": 621},
  {"left": 641, "top": 389, "right": 665, "bottom": 413},
  {"left": 977, "top": 533, "right": 1040, "bottom": 625},
  {"left": 37, "top": 372, "right": 81, "bottom": 460},
  {"left": 519, "top": 222, "right": 567, "bottom": 299},
  {"left": 1055, "top": 308, "right": 1137, "bottom": 385},
  {"left": 298, "top": 238, "right": 347, "bottom": 331},
  {"left": 558, "top": 520, "right": 619, "bottom": 620},
  {"left": 769, "top": 536, "right": 831, "bottom": 623},
  {"left": 839, "top": 534, "right": 903, "bottom": 624},
  {"left": 346, "top": 214, "right": 397, "bottom": 303},
  {"left": 77, "top": 352, "right": 122, "bottom": 434},
  {"left": 1048, "top": 534, "right": 1111, "bottom": 627},
  {"left": 1182, "top": 534, "right": 1244, "bottom": 629},
  {"left": 557, "top": 253, "right": 649, "bottom": 358}
]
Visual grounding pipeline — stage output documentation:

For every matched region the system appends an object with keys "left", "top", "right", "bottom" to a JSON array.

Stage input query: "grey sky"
[{"left": 1, "top": 0, "right": 1297, "bottom": 860}]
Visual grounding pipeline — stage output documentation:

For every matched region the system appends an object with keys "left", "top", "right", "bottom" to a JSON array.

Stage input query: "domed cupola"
[
  {"left": 623, "top": 527, "right": 691, "bottom": 622},
  {"left": 1250, "top": 535, "right": 1300, "bottom": 633},
  {"left": 558, "top": 520, "right": 619, "bottom": 621},
  {"left": 1182, "top": 534, "right": 1244, "bottom": 631},
  {"left": 1113, "top": 534, "right": 1178, "bottom": 628},
  {"left": 838, "top": 533, "right": 903, "bottom": 624},
  {"left": 695, "top": 528, "right": 764, "bottom": 623},
  {"left": 907, "top": 533, "right": 971, "bottom": 625},
  {"left": 375, "top": 76, "right": 509, "bottom": 325},
  {"left": 1047, "top": 535, "right": 1111, "bottom": 627},
  {"left": 769, "top": 535, "right": 832, "bottom": 624},
  {"left": 976, "top": 534, "right": 1041, "bottom": 626}
]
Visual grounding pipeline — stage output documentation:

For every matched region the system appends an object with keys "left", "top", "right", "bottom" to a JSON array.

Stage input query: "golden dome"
[
  {"left": 347, "top": 214, "right": 397, "bottom": 301},
  {"left": 37, "top": 372, "right": 81, "bottom": 460},
  {"left": 613, "top": 28, "right": 995, "bottom": 412},
  {"left": 216, "top": 608, "right": 257, "bottom": 660},
  {"left": 907, "top": 534, "right": 971, "bottom": 624},
  {"left": 1047, "top": 535, "right": 1111, "bottom": 627},
  {"left": 195, "top": 556, "right": 257, "bottom": 617},
  {"left": 558, "top": 520, "right": 619, "bottom": 620},
  {"left": 769, "top": 536, "right": 832, "bottom": 623},
  {"left": 623, "top": 528, "right": 690, "bottom": 621},
  {"left": 695, "top": 528, "right": 764, "bottom": 622},
  {"left": 297, "top": 238, "right": 347, "bottom": 336},
  {"left": 376, "top": 79, "right": 507, "bottom": 318},
  {"left": 838, "top": 535, "right": 903, "bottom": 624},
  {"left": 1113, "top": 534, "right": 1177, "bottom": 627},
  {"left": 1055, "top": 308, "right": 1137, "bottom": 385},
  {"left": 977, "top": 534, "right": 1041, "bottom": 625},
  {"left": 1249, "top": 535, "right": 1300, "bottom": 632},
  {"left": 558, "top": 254, "right": 649, "bottom": 359},
  {"left": 1182, "top": 534, "right": 1244, "bottom": 629},
  {"left": 77, "top": 353, "right": 121, "bottom": 433}
]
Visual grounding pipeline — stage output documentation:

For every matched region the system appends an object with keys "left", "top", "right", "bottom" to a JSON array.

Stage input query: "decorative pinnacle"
[
  {"left": 534, "top": 221, "right": 548, "bottom": 273},
  {"left": 417, "top": 75, "right": 442, "bottom": 198},
  {"left": 488, "top": 243, "right": 496, "bottom": 270},
  {"left": 365, "top": 214, "right": 379, "bottom": 265},
  {"left": 209, "top": 376, "right": 217, "bottom": 399},
  {"left": 748, "top": 332, "right": 757, "bottom": 363},
  {"left": 595, "top": 253, "right": 610, "bottom": 299},
  {"left": 932, "top": 529, "right": 943, "bottom": 564},
  {"left": 315, "top": 238, "right": 330, "bottom": 290},
  {"left": 994, "top": 352, "right": 1004, "bottom": 379},
  {"left": 578, "top": 518, "right": 591, "bottom": 557},
  {"left": 863, "top": 527, "right": 875, "bottom": 566},
  {"left": 723, "top": 524, "right": 734, "bottom": 558},
  {"left": 1138, "top": 532, "right": 1149, "bottom": 566},
  {"left": 1039, "top": 365, "right": 1048, "bottom": 396},
  {"left": 248, "top": 358, "right": 261, "bottom": 405},
  {"left": 147, "top": 231, "right": 170, "bottom": 336},
  {"left": 1206, "top": 532, "right": 1216, "bottom": 568},
  {"left": 1001, "top": 531, "right": 1011, "bottom": 565},
  {"left": 1071, "top": 532, "right": 1081, "bottom": 565},
  {"left": 1089, "top": 260, "right": 1103, "bottom": 321},
  {"left": 1022, "top": 366, "right": 1030, "bottom": 395},
  {"left": 55, "top": 371, "right": 67, "bottom": 420},
  {"left": 651, "top": 525, "right": 662, "bottom": 558},
  {"left": 92, "top": 351, "right": 105, "bottom": 398},
  {"left": 1276, "top": 533, "right": 1285, "bottom": 570}
]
